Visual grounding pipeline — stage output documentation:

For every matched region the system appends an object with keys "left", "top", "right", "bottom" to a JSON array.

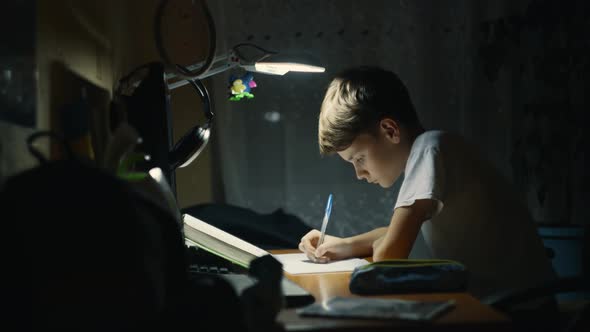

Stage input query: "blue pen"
[{"left": 317, "top": 193, "right": 333, "bottom": 248}]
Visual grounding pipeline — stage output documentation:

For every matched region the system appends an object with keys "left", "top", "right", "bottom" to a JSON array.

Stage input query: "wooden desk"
[{"left": 272, "top": 250, "right": 511, "bottom": 332}]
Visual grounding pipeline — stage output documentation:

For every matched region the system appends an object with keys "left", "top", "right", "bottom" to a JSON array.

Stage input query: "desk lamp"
[
  {"left": 164, "top": 47, "right": 326, "bottom": 90},
  {"left": 163, "top": 44, "right": 325, "bottom": 171},
  {"left": 119, "top": 0, "right": 324, "bottom": 195}
]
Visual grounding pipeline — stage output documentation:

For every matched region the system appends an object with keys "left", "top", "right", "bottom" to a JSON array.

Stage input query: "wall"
[
  {"left": 475, "top": 0, "right": 589, "bottom": 225},
  {"left": 105, "top": 0, "right": 214, "bottom": 208},
  {"left": 1, "top": 2, "right": 42, "bottom": 180},
  {"left": 0, "top": 0, "right": 214, "bottom": 207}
]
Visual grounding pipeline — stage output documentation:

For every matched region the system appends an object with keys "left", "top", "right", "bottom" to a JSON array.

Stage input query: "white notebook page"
[{"left": 273, "top": 253, "right": 369, "bottom": 274}]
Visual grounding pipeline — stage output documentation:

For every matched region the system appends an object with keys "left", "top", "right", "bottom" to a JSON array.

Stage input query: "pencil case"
[{"left": 349, "top": 259, "right": 468, "bottom": 295}]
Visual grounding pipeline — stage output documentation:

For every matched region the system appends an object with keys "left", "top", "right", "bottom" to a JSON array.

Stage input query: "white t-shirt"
[{"left": 395, "top": 130, "right": 555, "bottom": 298}]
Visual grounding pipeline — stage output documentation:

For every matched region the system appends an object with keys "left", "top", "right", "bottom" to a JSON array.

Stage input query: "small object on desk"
[
  {"left": 349, "top": 259, "right": 468, "bottom": 295},
  {"left": 241, "top": 255, "right": 285, "bottom": 332},
  {"left": 297, "top": 296, "right": 456, "bottom": 321}
]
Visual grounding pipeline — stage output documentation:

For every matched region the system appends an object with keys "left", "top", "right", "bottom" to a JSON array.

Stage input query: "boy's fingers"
[
  {"left": 300, "top": 241, "right": 314, "bottom": 252},
  {"left": 299, "top": 230, "right": 324, "bottom": 260},
  {"left": 314, "top": 245, "right": 332, "bottom": 264},
  {"left": 304, "top": 251, "right": 328, "bottom": 264},
  {"left": 314, "top": 255, "right": 330, "bottom": 264},
  {"left": 315, "top": 245, "right": 326, "bottom": 258},
  {"left": 301, "top": 233, "right": 320, "bottom": 251}
]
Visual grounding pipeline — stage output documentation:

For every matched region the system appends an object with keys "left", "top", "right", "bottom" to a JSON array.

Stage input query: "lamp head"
[{"left": 240, "top": 52, "right": 325, "bottom": 75}]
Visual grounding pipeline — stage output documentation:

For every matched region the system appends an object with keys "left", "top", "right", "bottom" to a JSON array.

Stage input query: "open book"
[{"left": 183, "top": 213, "right": 369, "bottom": 274}]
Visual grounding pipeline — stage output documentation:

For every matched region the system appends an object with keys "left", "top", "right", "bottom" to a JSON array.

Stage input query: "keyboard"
[
  {"left": 186, "top": 246, "right": 315, "bottom": 308},
  {"left": 186, "top": 246, "right": 248, "bottom": 274}
]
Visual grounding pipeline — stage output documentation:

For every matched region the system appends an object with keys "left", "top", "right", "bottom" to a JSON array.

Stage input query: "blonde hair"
[{"left": 318, "top": 66, "right": 419, "bottom": 155}]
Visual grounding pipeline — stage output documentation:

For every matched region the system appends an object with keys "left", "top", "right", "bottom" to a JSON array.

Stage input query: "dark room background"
[
  {"left": 1, "top": 1, "right": 588, "bottom": 328},
  {"left": 0, "top": 0, "right": 587, "bottom": 265},
  {"left": 204, "top": 0, "right": 588, "bottom": 261}
]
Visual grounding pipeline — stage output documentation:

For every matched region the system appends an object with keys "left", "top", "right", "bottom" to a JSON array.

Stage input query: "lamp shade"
[{"left": 241, "top": 52, "right": 325, "bottom": 75}]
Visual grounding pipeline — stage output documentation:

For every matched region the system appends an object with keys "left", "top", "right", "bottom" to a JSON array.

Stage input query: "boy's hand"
[
  {"left": 298, "top": 230, "right": 328, "bottom": 262},
  {"left": 298, "top": 230, "right": 351, "bottom": 263}
]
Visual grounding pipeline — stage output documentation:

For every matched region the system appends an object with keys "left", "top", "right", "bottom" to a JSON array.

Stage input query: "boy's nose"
[{"left": 355, "top": 168, "right": 367, "bottom": 181}]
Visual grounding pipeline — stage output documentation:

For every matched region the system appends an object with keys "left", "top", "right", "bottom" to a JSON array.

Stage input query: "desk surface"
[{"left": 272, "top": 250, "right": 511, "bottom": 332}]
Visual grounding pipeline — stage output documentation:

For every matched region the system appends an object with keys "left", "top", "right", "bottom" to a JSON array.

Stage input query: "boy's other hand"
[{"left": 298, "top": 230, "right": 351, "bottom": 263}]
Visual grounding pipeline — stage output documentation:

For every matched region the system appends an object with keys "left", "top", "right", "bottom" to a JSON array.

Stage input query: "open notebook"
[
  {"left": 183, "top": 213, "right": 369, "bottom": 274},
  {"left": 147, "top": 171, "right": 316, "bottom": 307}
]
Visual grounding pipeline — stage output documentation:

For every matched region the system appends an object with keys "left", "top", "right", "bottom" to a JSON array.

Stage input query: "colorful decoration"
[{"left": 229, "top": 72, "right": 257, "bottom": 101}]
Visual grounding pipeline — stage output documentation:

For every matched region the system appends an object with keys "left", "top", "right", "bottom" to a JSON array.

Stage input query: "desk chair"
[
  {"left": 483, "top": 276, "right": 589, "bottom": 331},
  {"left": 483, "top": 276, "right": 587, "bottom": 330},
  {"left": 483, "top": 222, "right": 589, "bottom": 332}
]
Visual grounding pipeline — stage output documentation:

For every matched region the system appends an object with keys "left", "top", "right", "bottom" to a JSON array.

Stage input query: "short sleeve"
[{"left": 394, "top": 147, "right": 445, "bottom": 217}]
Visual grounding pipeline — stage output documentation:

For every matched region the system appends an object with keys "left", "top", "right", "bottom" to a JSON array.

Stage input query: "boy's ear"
[{"left": 379, "top": 118, "right": 401, "bottom": 144}]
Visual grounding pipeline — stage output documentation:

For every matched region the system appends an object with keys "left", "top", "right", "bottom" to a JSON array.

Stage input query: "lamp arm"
[
  {"left": 165, "top": 54, "right": 230, "bottom": 81},
  {"left": 165, "top": 53, "right": 241, "bottom": 90},
  {"left": 165, "top": 44, "right": 278, "bottom": 90}
]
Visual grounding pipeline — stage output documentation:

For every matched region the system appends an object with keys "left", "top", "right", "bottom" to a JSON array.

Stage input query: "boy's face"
[{"left": 337, "top": 119, "right": 408, "bottom": 188}]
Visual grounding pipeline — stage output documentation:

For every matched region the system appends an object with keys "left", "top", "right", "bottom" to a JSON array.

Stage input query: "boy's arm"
[
  {"left": 302, "top": 227, "right": 388, "bottom": 261},
  {"left": 342, "top": 227, "right": 389, "bottom": 258},
  {"left": 372, "top": 199, "right": 438, "bottom": 261}
]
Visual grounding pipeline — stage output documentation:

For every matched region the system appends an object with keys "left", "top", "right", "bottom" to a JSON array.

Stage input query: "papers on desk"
[
  {"left": 183, "top": 213, "right": 368, "bottom": 274},
  {"left": 297, "top": 296, "right": 456, "bottom": 321},
  {"left": 273, "top": 253, "right": 369, "bottom": 274}
]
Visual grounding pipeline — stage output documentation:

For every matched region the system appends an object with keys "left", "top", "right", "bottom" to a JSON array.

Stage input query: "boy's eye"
[{"left": 356, "top": 157, "right": 364, "bottom": 165}]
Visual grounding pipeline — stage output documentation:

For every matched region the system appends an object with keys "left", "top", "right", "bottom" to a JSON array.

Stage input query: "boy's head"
[{"left": 318, "top": 66, "right": 422, "bottom": 187}]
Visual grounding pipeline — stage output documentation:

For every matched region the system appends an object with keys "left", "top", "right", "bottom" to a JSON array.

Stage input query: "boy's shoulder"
[
  {"left": 412, "top": 130, "right": 447, "bottom": 150},
  {"left": 411, "top": 130, "right": 470, "bottom": 156}
]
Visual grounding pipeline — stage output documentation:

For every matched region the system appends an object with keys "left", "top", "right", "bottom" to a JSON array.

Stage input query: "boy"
[{"left": 298, "top": 66, "right": 555, "bottom": 298}]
